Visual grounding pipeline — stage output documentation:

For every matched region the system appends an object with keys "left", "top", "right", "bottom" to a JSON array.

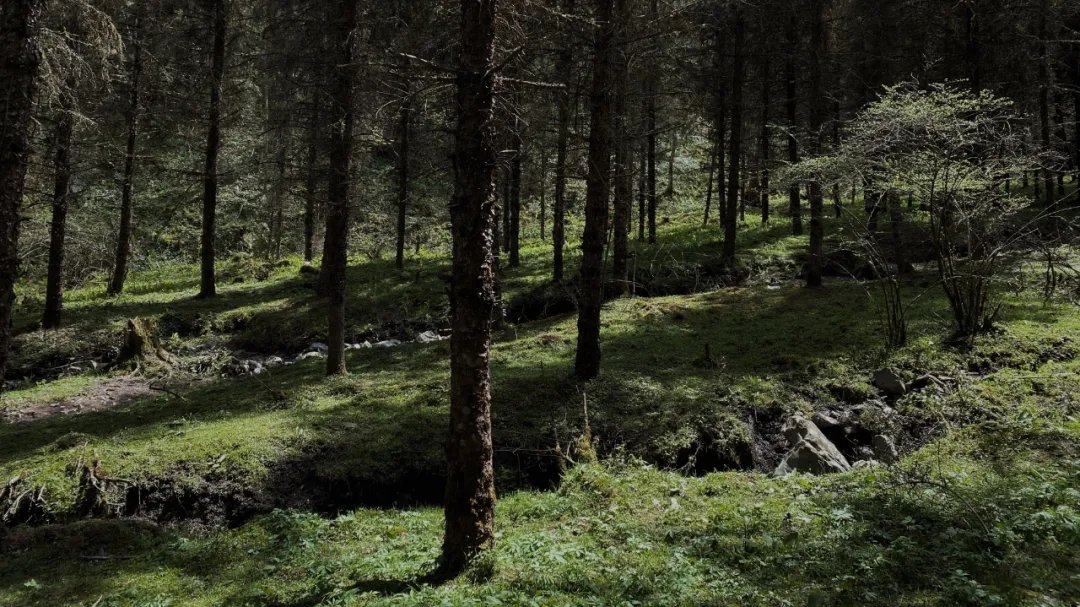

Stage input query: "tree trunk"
[
  {"left": 553, "top": 27, "right": 572, "bottom": 281},
  {"left": 508, "top": 121, "right": 522, "bottom": 268},
  {"left": 638, "top": 134, "right": 646, "bottom": 239},
  {"left": 42, "top": 108, "right": 74, "bottom": 329},
  {"left": 302, "top": 102, "right": 320, "bottom": 267},
  {"left": 722, "top": 9, "right": 744, "bottom": 266},
  {"left": 1074, "top": 55, "right": 1080, "bottom": 188},
  {"left": 760, "top": 54, "right": 771, "bottom": 225},
  {"left": 704, "top": 136, "right": 718, "bottom": 225},
  {"left": 665, "top": 129, "right": 676, "bottom": 196},
  {"left": 805, "top": 0, "right": 826, "bottom": 288},
  {"left": 1037, "top": 0, "right": 1053, "bottom": 205},
  {"left": 0, "top": 0, "right": 44, "bottom": 386},
  {"left": 539, "top": 145, "right": 548, "bottom": 241},
  {"left": 645, "top": 0, "right": 658, "bottom": 244},
  {"left": 784, "top": 14, "right": 801, "bottom": 235},
  {"left": 440, "top": 0, "right": 499, "bottom": 576},
  {"left": 831, "top": 100, "right": 842, "bottom": 217},
  {"left": 198, "top": 0, "right": 227, "bottom": 299},
  {"left": 323, "top": 0, "right": 356, "bottom": 377},
  {"left": 575, "top": 0, "right": 615, "bottom": 381},
  {"left": 611, "top": 0, "right": 631, "bottom": 291},
  {"left": 108, "top": 13, "right": 143, "bottom": 295},
  {"left": 395, "top": 94, "right": 410, "bottom": 269}
]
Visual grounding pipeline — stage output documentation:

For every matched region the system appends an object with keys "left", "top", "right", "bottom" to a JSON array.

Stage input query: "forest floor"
[{"left": 2, "top": 199, "right": 1080, "bottom": 606}]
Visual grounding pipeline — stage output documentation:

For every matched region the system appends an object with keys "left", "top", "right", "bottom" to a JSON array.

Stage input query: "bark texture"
[
  {"left": 0, "top": 0, "right": 44, "bottom": 385},
  {"left": 440, "top": 0, "right": 499, "bottom": 576}
]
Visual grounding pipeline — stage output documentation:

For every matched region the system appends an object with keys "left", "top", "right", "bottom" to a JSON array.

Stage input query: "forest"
[{"left": 2, "top": 0, "right": 1080, "bottom": 604}]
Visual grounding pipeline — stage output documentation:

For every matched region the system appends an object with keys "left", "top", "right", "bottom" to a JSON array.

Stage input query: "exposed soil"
[{"left": 1, "top": 377, "right": 158, "bottom": 424}]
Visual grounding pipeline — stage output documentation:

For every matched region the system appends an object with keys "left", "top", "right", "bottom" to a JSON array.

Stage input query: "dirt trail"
[{"left": 1, "top": 377, "right": 156, "bottom": 423}]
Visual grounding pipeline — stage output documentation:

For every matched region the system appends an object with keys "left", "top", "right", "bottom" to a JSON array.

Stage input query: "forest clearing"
[{"left": 2, "top": 0, "right": 1080, "bottom": 605}]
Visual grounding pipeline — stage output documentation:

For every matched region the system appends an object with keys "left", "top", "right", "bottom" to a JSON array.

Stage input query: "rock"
[
  {"left": 872, "top": 368, "right": 906, "bottom": 397},
  {"left": 853, "top": 459, "right": 883, "bottom": 470},
  {"left": 871, "top": 434, "right": 899, "bottom": 464},
  {"left": 373, "top": 339, "right": 401, "bottom": 348},
  {"left": 811, "top": 410, "right": 844, "bottom": 430},
  {"left": 774, "top": 415, "right": 851, "bottom": 476},
  {"left": 265, "top": 356, "right": 284, "bottom": 367},
  {"left": 415, "top": 330, "right": 447, "bottom": 344},
  {"left": 309, "top": 342, "right": 328, "bottom": 353},
  {"left": 297, "top": 351, "right": 325, "bottom": 360}
]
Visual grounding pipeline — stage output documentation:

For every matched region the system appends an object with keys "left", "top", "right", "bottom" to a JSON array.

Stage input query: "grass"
[{"left": 2, "top": 192, "right": 1080, "bottom": 605}]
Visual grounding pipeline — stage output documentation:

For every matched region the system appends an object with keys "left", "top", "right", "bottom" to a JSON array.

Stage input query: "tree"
[
  {"left": 323, "top": 0, "right": 356, "bottom": 377},
  {"left": 610, "top": 0, "right": 633, "bottom": 290},
  {"left": 721, "top": 7, "right": 744, "bottom": 267},
  {"left": 804, "top": 0, "right": 826, "bottom": 288},
  {"left": 0, "top": 0, "right": 45, "bottom": 385},
  {"left": 198, "top": 0, "right": 228, "bottom": 299},
  {"left": 107, "top": 9, "right": 144, "bottom": 295},
  {"left": 42, "top": 98, "right": 74, "bottom": 329},
  {"left": 552, "top": 0, "right": 575, "bottom": 282},
  {"left": 440, "top": 0, "right": 499, "bottom": 576},
  {"left": 784, "top": 12, "right": 802, "bottom": 235},
  {"left": 574, "top": 0, "right": 615, "bottom": 381}
]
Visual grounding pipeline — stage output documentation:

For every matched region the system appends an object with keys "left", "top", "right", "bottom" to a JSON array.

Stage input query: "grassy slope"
[{"left": 2, "top": 201, "right": 1080, "bottom": 605}]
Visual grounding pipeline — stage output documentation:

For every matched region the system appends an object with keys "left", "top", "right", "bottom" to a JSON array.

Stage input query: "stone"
[
  {"left": 811, "top": 410, "right": 844, "bottom": 430},
  {"left": 265, "top": 356, "right": 284, "bottom": 367},
  {"left": 309, "top": 342, "right": 328, "bottom": 353},
  {"left": 872, "top": 368, "right": 906, "bottom": 397},
  {"left": 853, "top": 459, "right": 883, "bottom": 470},
  {"left": 415, "top": 330, "right": 447, "bottom": 344},
  {"left": 774, "top": 415, "right": 851, "bottom": 476},
  {"left": 871, "top": 434, "right": 899, "bottom": 464},
  {"left": 373, "top": 339, "right": 401, "bottom": 348},
  {"left": 297, "top": 351, "right": 325, "bottom": 360}
]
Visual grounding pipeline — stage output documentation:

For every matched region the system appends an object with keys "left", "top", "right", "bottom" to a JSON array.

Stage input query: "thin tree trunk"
[
  {"left": 323, "top": 0, "right": 356, "bottom": 377},
  {"left": 108, "top": 12, "right": 143, "bottom": 295},
  {"left": 1074, "top": 55, "right": 1080, "bottom": 188},
  {"left": 805, "top": 0, "right": 826, "bottom": 288},
  {"left": 575, "top": 0, "right": 615, "bottom": 381},
  {"left": 508, "top": 120, "right": 522, "bottom": 267},
  {"left": 552, "top": 27, "right": 572, "bottom": 281},
  {"left": 0, "top": 0, "right": 44, "bottom": 386},
  {"left": 831, "top": 100, "right": 841, "bottom": 218},
  {"left": 760, "top": 54, "right": 771, "bottom": 225},
  {"left": 302, "top": 102, "right": 319, "bottom": 267},
  {"left": 638, "top": 132, "right": 646, "bottom": 239},
  {"left": 704, "top": 135, "right": 717, "bottom": 225},
  {"left": 722, "top": 9, "right": 744, "bottom": 266},
  {"left": 784, "top": 14, "right": 801, "bottom": 235},
  {"left": 396, "top": 93, "right": 410, "bottom": 269},
  {"left": 665, "top": 129, "right": 676, "bottom": 196},
  {"left": 43, "top": 108, "right": 73, "bottom": 329},
  {"left": 539, "top": 145, "right": 548, "bottom": 241},
  {"left": 645, "top": 0, "right": 658, "bottom": 244},
  {"left": 611, "top": 0, "right": 631, "bottom": 291},
  {"left": 440, "top": 0, "right": 498, "bottom": 576},
  {"left": 1037, "top": 0, "right": 1053, "bottom": 205},
  {"left": 198, "top": 0, "right": 226, "bottom": 298}
]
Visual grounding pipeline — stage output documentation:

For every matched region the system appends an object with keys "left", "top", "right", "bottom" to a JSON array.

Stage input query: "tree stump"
[{"left": 116, "top": 318, "right": 175, "bottom": 369}]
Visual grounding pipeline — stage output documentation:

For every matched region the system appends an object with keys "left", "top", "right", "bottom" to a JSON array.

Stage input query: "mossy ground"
[{"left": 2, "top": 187, "right": 1080, "bottom": 605}]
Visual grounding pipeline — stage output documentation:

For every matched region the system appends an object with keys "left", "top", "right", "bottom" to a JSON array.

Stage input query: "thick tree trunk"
[
  {"left": 760, "top": 54, "right": 771, "bottom": 225},
  {"left": 0, "top": 0, "right": 43, "bottom": 385},
  {"left": 784, "top": 14, "right": 802, "bottom": 235},
  {"left": 395, "top": 95, "right": 410, "bottom": 269},
  {"left": 440, "top": 0, "right": 499, "bottom": 576},
  {"left": 302, "top": 104, "right": 319, "bottom": 266},
  {"left": 42, "top": 109, "right": 74, "bottom": 329},
  {"left": 722, "top": 10, "right": 745, "bottom": 266},
  {"left": 198, "top": 0, "right": 227, "bottom": 298},
  {"left": 805, "top": 0, "right": 826, "bottom": 288},
  {"left": 323, "top": 0, "right": 356, "bottom": 377},
  {"left": 611, "top": 0, "right": 632, "bottom": 291},
  {"left": 108, "top": 14, "right": 143, "bottom": 295},
  {"left": 575, "top": 0, "right": 615, "bottom": 381}
]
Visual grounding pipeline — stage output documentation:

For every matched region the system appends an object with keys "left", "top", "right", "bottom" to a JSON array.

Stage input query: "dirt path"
[{"left": 1, "top": 377, "right": 157, "bottom": 423}]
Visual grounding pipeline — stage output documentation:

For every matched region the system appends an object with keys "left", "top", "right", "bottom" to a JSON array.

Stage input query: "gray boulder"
[
  {"left": 774, "top": 415, "right": 851, "bottom": 476},
  {"left": 872, "top": 368, "right": 906, "bottom": 397},
  {"left": 871, "top": 434, "right": 899, "bottom": 464}
]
